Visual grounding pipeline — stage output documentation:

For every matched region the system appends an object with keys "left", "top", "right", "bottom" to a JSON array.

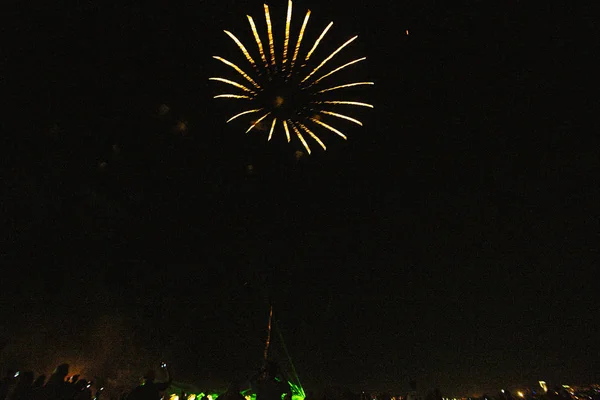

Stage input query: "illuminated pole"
[{"left": 263, "top": 305, "right": 274, "bottom": 361}]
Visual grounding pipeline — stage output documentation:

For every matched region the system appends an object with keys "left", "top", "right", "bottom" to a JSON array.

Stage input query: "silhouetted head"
[
  {"left": 143, "top": 370, "right": 156, "bottom": 383},
  {"left": 54, "top": 364, "right": 69, "bottom": 378},
  {"left": 33, "top": 375, "right": 46, "bottom": 387},
  {"left": 19, "top": 371, "right": 34, "bottom": 386}
]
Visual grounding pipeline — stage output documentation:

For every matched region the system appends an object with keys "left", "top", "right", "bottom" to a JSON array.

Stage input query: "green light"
[
  {"left": 274, "top": 321, "right": 305, "bottom": 400},
  {"left": 167, "top": 380, "right": 303, "bottom": 400},
  {"left": 288, "top": 382, "right": 306, "bottom": 399}
]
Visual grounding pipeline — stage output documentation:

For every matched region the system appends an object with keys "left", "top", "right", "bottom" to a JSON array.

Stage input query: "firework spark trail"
[
  {"left": 246, "top": 112, "right": 271, "bottom": 133},
  {"left": 224, "top": 30, "right": 257, "bottom": 69},
  {"left": 227, "top": 108, "right": 263, "bottom": 123},
  {"left": 283, "top": 120, "right": 291, "bottom": 142},
  {"left": 311, "top": 57, "right": 367, "bottom": 86},
  {"left": 247, "top": 15, "right": 270, "bottom": 70},
  {"left": 289, "top": 10, "right": 310, "bottom": 77},
  {"left": 302, "top": 35, "right": 358, "bottom": 83},
  {"left": 282, "top": 0, "right": 292, "bottom": 70},
  {"left": 298, "top": 122, "right": 326, "bottom": 150},
  {"left": 209, "top": 77, "right": 256, "bottom": 93},
  {"left": 214, "top": 94, "right": 253, "bottom": 99},
  {"left": 290, "top": 121, "right": 311, "bottom": 154},
  {"left": 263, "top": 306, "right": 273, "bottom": 361},
  {"left": 314, "top": 100, "right": 374, "bottom": 108},
  {"left": 212, "top": 56, "right": 261, "bottom": 89},
  {"left": 264, "top": 5, "right": 276, "bottom": 68},
  {"left": 319, "top": 110, "right": 363, "bottom": 126},
  {"left": 305, "top": 21, "right": 333, "bottom": 63},
  {"left": 310, "top": 117, "right": 347, "bottom": 139},
  {"left": 268, "top": 118, "right": 277, "bottom": 141},
  {"left": 316, "top": 81, "right": 375, "bottom": 93}
]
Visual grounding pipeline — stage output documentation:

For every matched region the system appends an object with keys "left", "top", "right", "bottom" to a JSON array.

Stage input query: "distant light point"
[{"left": 158, "top": 104, "right": 170, "bottom": 116}]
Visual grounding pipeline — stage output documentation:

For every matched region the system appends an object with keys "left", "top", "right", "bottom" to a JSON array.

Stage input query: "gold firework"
[{"left": 210, "top": 1, "right": 373, "bottom": 154}]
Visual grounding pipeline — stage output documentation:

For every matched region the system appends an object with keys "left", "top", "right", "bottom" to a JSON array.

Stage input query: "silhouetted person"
[
  {"left": 128, "top": 365, "right": 172, "bottom": 400},
  {"left": 31, "top": 375, "right": 47, "bottom": 400},
  {"left": 8, "top": 371, "right": 34, "bottom": 400},
  {"left": 425, "top": 389, "right": 442, "bottom": 400},
  {"left": 216, "top": 382, "right": 245, "bottom": 400},
  {"left": 251, "top": 362, "right": 291, "bottom": 400},
  {"left": 341, "top": 389, "right": 359, "bottom": 400},
  {"left": 61, "top": 377, "right": 84, "bottom": 400},
  {"left": 0, "top": 370, "right": 17, "bottom": 400},
  {"left": 74, "top": 380, "right": 92, "bottom": 400},
  {"left": 406, "top": 380, "right": 421, "bottom": 400},
  {"left": 46, "top": 365, "right": 69, "bottom": 388},
  {"left": 93, "top": 386, "right": 104, "bottom": 400},
  {"left": 45, "top": 364, "right": 71, "bottom": 400},
  {"left": 32, "top": 376, "right": 45, "bottom": 389}
]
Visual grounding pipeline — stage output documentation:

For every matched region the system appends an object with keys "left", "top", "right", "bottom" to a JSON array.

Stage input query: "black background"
[{"left": 1, "top": 0, "right": 598, "bottom": 396}]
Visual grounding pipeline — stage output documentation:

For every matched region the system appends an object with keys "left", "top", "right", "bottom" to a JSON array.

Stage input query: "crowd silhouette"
[
  {"left": 0, "top": 361, "right": 292, "bottom": 400},
  {"left": 3, "top": 362, "right": 594, "bottom": 400},
  {"left": 1, "top": 363, "right": 143, "bottom": 400}
]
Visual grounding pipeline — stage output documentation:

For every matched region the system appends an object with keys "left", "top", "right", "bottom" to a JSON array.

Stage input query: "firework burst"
[{"left": 210, "top": 1, "right": 373, "bottom": 155}]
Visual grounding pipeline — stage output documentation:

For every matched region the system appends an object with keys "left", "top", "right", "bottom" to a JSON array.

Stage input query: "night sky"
[{"left": 1, "top": 0, "right": 598, "bottom": 397}]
